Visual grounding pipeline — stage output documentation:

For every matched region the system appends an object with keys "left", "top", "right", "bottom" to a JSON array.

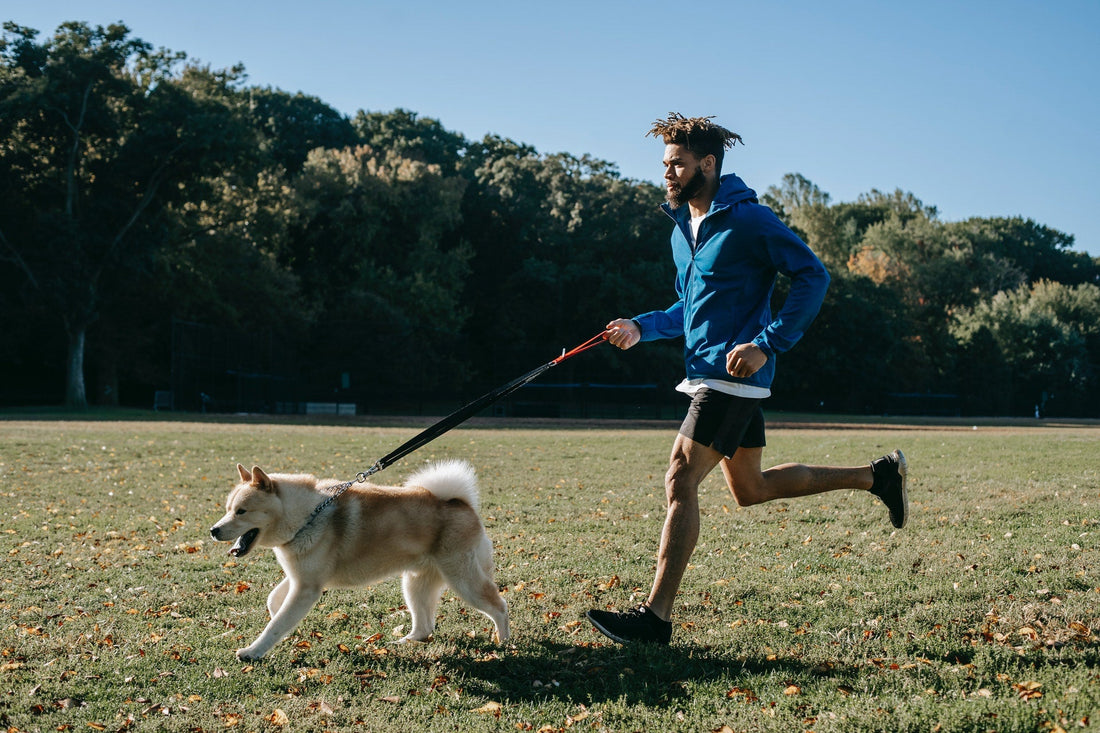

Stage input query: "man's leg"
[
  {"left": 586, "top": 433, "right": 724, "bottom": 645},
  {"left": 720, "top": 448, "right": 872, "bottom": 506},
  {"left": 720, "top": 447, "right": 908, "bottom": 528},
  {"left": 646, "top": 434, "right": 725, "bottom": 621}
]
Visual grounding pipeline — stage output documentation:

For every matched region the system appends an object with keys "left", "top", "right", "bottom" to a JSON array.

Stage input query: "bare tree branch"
[
  {"left": 0, "top": 225, "right": 40, "bottom": 290},
  {"left": 46, "top": 81, "right": 94, "bottom": 218}
]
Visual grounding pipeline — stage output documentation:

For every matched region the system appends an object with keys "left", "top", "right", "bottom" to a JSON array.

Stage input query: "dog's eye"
[{"left": 235, "top": 508, "right": 246, "bottom": 515}]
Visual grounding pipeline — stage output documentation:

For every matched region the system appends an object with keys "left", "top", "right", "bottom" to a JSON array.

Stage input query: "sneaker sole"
[{"left": 894, "top": 449, "right": 909, "bottom": 529}]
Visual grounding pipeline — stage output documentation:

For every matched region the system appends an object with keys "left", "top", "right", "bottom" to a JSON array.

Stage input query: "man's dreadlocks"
[{"left": 647, "top": 112, "right": 743, "bottom": 172}]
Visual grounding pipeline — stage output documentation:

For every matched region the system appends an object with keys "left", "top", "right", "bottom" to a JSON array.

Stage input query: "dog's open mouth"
[{"left": 229, "top": 528, "right": 260, "bottom": 558}]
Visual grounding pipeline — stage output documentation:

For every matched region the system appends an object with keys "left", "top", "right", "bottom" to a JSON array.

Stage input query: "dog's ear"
[
  {"left": 237, "top": 463, "right": 252, "bottom": 483},
  {"left": 251, "top": 466, "right": 275, "bottom": 492}
]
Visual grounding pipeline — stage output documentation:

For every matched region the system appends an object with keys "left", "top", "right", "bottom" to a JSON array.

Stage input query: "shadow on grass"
[{"left": 376, "top": 636, "right": 864, "bottom": 708}]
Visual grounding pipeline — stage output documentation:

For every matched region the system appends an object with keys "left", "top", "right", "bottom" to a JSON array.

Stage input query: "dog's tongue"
[{"left": 228, "top": 528, "right": 258, "bottom": 557}]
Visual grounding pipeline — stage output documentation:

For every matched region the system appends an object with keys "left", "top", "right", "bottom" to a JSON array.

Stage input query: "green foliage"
[
  {"left": 954, "top": 216, "right": 1093, "bottom": 285},
  {"left": 3, "top": 21, "right": 1099, "bottom": 416},
  {"left": 951, "top": 280, "right": 1100, "bottom": 415},
  {"left": 773, "top": 271, "right": 914, "bottom": 412},
  {"left": 287, "top": 144, "right": 472, "bottom": 392},
  {"left": 0, "top": 21, "right": 256, "bottom": 407},
  {"left": 354, "top": 108, "right": 469, "bottom": 172},
  {"left": 770, "top": 174, "right": 1099, "bottom": 415},
  {"left": 457, "top": 138, "right": 678, "bottom": 387},
  {"left": 247, "top": 87, "right": 358, "bottom": 174},
  {"left": 1, "top": 417, "right": 1098, "bottom": 732}
]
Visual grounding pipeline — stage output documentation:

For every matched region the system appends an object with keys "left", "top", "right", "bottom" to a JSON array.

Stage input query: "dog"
[{"left": 209, "top": 459, "right": 509, "bottom": 660}]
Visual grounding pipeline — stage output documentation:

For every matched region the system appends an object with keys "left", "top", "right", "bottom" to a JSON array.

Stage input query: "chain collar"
[{"left": 287, "top": 462, "right": 381, "bottom": 545}]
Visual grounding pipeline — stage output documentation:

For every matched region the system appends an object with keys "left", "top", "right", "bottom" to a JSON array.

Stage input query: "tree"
[
  {"left": 286, "top": 144, "right": 471, "bottom": 396},
  {"left": 770, "top": 270, "right": 914, "bottom": 412},
  {"left": 458, "top": 138, "right": 675, "bottom": 388},
  {"left": 0, "top": 22, "right": 250, "bottom": 407},
  {"left": 950, "top": 281, "right": 1099, "bottom": 416},
  {"left": 247, "top": 87, "right": 357, "bottom": 174},
  {"left": 353, "top": 108, "right": 469, "bottom": 172},
  {"left": 951, "top": 216, "right": 1098, "bottom": 286}
]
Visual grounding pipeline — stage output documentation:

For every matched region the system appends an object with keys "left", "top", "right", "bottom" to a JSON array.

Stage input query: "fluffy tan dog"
[{"left": 210, "top": 459, "right": 509, "bottom": 660}]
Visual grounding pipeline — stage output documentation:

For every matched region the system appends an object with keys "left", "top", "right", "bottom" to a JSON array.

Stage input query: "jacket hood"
[{"left": 713, "top": 173, "right": 758, "bottom": 207}]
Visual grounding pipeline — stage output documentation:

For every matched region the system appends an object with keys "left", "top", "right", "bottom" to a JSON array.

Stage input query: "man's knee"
[
  {"left": 726, "top": 474, "right": 767, "bottom": 507},
  {"left": 664, "top": 461, "right": 701, "bottom": 505}
]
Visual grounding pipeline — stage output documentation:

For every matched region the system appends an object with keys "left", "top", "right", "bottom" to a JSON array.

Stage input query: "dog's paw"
[
  {"left": 235, "top": 646, "right": 265, "bottom": 661},
  {"left": 391, "top": 634, "right": 431, "bottom": 645}
]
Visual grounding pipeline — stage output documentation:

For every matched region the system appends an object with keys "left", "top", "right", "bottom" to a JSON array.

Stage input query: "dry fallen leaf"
[
  {"left": 269, "top": 708, "right": 289, "bottom": 726},
  {"left": 474, "top": 701, "right": 503, "bottom": 717},
  {"left": 565, "top": 709, "right": 589, "bottom": 727},
  {"left": 726, "top": 687, "right": 759, "bottom": 703},
  {"left": 1014, "top": 680, "right": 1043, "bottom": 700}
]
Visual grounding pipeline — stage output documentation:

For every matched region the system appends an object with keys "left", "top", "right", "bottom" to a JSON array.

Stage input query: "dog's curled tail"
[{"left": 404, "top": 459, "right": 480, "bottom": 512}]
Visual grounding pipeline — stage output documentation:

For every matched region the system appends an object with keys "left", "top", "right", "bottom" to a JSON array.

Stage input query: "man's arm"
[
  {"left": 753, "top": 215, "right": 830, "bottom": 355},
  {"left": 632, "top": 300, "right": 686, "bottom": 342}
]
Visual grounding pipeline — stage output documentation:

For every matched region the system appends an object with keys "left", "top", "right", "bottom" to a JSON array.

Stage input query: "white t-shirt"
[
  {"left": 676, "top": 377, "right": 771, "bottom": 399},
  {"left": 690, "top": 214, "right": 705, "bottom": 244}
]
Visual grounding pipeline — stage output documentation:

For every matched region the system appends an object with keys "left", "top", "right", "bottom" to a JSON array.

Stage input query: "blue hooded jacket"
[{"left": 633, "top": 173, "right": 830, "bottom": 392}]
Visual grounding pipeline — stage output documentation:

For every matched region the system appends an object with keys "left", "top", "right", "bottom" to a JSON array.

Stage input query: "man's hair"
[{"left": 646, "top": 112, "right": 743, "bottom": 172}]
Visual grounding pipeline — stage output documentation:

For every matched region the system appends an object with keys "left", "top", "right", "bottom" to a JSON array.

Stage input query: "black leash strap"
[
  {"left": 373, "top": 359, "right": 554, "bottom": 473},
  {"left": 289, "top": 331, "right": 609, "bottom": 543},
  {"left": 369, "top": 330, "right": 608, "bottom": 475}
]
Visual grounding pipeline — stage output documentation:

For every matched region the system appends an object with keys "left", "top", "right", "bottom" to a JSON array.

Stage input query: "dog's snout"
[{"left": 210, "top": 526, "right": 223, "bottom": 541}]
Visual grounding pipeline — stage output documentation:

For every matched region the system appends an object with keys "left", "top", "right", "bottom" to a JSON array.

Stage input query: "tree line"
[{"left": 2, "top": 22, "right": 1098, "bottom": 416}]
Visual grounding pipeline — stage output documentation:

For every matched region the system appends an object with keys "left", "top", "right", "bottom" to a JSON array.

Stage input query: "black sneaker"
[
  {"left": 587, "top": 605, "right": 672, "bottom": 645},
  {"left": 870, "top": 449, "right": 908, "bottom": 529}
]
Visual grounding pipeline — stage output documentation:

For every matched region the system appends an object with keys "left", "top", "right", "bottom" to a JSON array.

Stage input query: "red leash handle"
[{"left": 551, "top": 330, "right": 610, "bottom": 365}]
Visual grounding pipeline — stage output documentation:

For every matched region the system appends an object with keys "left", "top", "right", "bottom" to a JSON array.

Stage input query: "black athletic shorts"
[{"left": 678, "top": 388, "right": 766, "bottom": 458}]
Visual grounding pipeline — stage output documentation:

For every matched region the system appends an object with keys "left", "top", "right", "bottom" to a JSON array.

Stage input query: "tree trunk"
[{"left": 65, "top": 326, "right": 88, "bottom": 409}]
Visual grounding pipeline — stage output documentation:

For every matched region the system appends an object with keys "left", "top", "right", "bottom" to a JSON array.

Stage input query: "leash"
[{"left": 288, "top": 330, "right": 609, "bottom": 542}]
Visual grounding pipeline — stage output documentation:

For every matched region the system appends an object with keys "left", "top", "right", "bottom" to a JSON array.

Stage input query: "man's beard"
[{"left": 666, "top": 168, "right": 706, "bottom": 208}]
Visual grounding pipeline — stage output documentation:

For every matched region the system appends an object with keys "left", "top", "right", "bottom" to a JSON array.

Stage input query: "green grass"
[{"left": 1, "top": 417, "right": 1098, "bottom": 732}]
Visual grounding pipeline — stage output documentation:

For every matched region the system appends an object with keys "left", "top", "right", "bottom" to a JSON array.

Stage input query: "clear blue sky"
[{"left": 12, "top": 1, "right": 1100, "bottom": 256}]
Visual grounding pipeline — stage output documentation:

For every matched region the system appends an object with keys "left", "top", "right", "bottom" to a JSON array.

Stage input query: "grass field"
[{"left": 1, "top": 415, "right": 1098, "bottom": 732}]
